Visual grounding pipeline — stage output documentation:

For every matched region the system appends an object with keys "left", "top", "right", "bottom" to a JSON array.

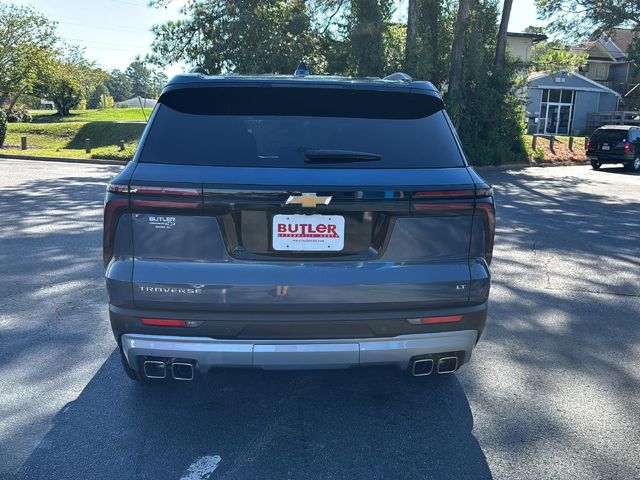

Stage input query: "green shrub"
[
  {"left": 0, "top": 109, "right": 6, "bottom": 148},
  {"left": 532, "top": 147, "right": 545, "bottom": 162},
  {"left": 6, "top": 107, "right": 32, "bottom": 123}
]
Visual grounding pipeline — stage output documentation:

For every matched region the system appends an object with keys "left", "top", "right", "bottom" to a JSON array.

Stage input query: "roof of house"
[
  {"left": 570, "top": 39, "right": 620, "bottom": 61},
  {"left": 527, "top": 71, "right": 621, "bottom": 97},
  {"left": 506, "top": 32, "right": 548, "bottom": 42},
  {"left": 605, "top": 28, "right": 639, "bottom": 55}
]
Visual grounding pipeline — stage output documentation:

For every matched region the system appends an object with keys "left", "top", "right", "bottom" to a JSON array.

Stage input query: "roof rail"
[{"left": 383, "top": 72, "right": 413, "bottom": 82}]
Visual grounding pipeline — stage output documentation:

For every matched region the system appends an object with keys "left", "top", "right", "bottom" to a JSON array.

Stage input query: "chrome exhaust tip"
[
  {"left": 171, "top": 362, "right": 195, "bottom": 381},
  {"left": 437, "top": 356, "right": 459, "bottom": 374},
  {"left": 411, "top": 358, "right": 434, "bottom": 376},
  {"left": 143, "top": 360, "right": 167, "bottom": 379}
]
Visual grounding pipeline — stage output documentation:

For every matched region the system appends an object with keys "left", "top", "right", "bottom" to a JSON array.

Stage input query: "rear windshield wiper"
[{"left": 304, "top": 149, "right": 382, "bottom": 163}]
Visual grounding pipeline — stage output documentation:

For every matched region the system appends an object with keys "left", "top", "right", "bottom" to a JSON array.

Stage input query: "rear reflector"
[
  {"left": 130, "top": 186, "right": 201, "bottom": 197},
  {"left": 408, "top": 315, "right": 463, "bottom": 325},
  {"left": 141, "top": 318, "right": 188, "bottom": 327}
]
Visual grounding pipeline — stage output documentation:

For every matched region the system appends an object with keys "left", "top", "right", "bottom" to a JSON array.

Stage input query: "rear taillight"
[
  {"left": 624, "top": 142, "right": 631, "bottom": 153},
  {"left": 474, "top": 187, "right": 495, "bottom": 265},
  {"left": 129, "top": 184, "right": 202, "bottom": 209},
  {"left": 585, "top": 139, "right": 590, "bottom": 151},
  {"left": 104, "top": 183, "right": 130, "bottom": 266},
  {"left": 411, "top": 189, "right": 475, "bottom": 215}
]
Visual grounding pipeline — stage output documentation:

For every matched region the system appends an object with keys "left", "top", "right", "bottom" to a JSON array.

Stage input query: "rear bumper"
[
  {"left": 587, "top": 154, "right": 633, "bottom": 164},
  {"left": 121, "top": 330, "right": 478, "bottom": 372}
]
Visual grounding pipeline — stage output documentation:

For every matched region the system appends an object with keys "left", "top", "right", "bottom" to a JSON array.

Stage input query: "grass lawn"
[
  {"left": 30, "top": 108, "right": 153, "bottom": 123},
  {"left": 2, "top": 117, "right": 145, "bottom": 160}
]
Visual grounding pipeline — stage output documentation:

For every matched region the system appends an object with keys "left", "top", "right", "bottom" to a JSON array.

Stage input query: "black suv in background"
[
  {"left": 587, "top": 125, "right": 640, "bottom": 172},
  {"left": 104, "top": 70, "right": 495, "bottom": 382}
]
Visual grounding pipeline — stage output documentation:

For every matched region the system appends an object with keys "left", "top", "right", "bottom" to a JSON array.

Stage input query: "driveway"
[{"left": 1, "top": 160, "right": 639, "bottom": 480}]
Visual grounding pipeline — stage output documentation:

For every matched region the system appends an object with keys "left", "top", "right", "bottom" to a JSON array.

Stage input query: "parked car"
[
  {"left": 103, "top": 69, "right": 495, "bottom": 382},
  {"left": 586, "top": 125, "right": 640, "bottom": 172}
]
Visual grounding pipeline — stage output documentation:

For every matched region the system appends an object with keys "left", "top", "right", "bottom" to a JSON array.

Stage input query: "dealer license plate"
[{"left": 273, "top": 214, "right": 345, "bottom": 251}]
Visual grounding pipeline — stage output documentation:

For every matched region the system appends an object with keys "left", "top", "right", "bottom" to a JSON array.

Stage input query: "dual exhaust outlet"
[
  {"left": 143, "top": 356, "right": 458, "bottom": 379},
  {"left": 143, "top": 359, "right": 195, "bottom": 380},
  {"left": 411, "top": 355, "right": 459, "bottom": 376}
]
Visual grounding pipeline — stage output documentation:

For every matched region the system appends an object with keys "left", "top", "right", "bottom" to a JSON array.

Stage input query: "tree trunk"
[
  {"left": 405, "top": 0, "right": 418, "bottom": 76},
  {"left": 448, "top": 0, "right": 472, "bottom": 123},
  {"left": 351, "top": 0, "right": 385, "bottom": 77},
  {"left": 54, "top": 100, "right": 69, "bottom": 117},
  {"left": 7, "top": 89, "right": 26, "bottom": 111},
  {"left": 423, "top": 0, "right": 441, "bottom": 86},
  {"left": 495, "top": 0, "right": 513, "bottom": 71}
]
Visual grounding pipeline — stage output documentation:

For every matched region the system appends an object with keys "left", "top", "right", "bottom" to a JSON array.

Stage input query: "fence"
[{"left": 586, "top": 111, "right": 640, "bottom": 133}]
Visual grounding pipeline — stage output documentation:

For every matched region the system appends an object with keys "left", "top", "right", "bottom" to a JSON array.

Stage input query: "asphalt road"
[{"left": 1, "top": 159, "right": 639, "bottom": 480}]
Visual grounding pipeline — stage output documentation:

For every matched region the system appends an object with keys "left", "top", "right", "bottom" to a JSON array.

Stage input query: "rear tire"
[
  {"left": 624, "top": 156, "right": 640, "bottom": 172},
  {"left": 119, "top": 345, "right": 144, "bottom": 382},
  {"left": 591, "top": 160, "right": 601, "bottom": 170}
]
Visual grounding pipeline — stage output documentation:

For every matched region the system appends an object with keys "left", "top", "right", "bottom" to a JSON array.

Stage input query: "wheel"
[
  {"left": 591, "top": 160, "right": 601, "bottom": 170},
  {"left": 624, "top": 156, "right": 640, "bottom": 172},
  {"left": 119, "top": 345, "right": 144, "bottom": 382}
]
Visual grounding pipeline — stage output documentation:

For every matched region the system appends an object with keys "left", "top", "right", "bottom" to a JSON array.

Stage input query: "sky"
[{"left": 11, "top": 0, "right": 544, "bottom": 78}]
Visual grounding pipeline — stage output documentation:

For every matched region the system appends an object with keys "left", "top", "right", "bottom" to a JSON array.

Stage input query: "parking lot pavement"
[{"left": 1, "top": 159, "right": 639, "bottom": 480}]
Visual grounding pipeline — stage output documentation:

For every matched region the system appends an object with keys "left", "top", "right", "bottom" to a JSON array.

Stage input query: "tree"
[
  {"left": 495, "top": 0, "right": 513, "bottom": 70},
  {"left": 415, "top": 0, "right": 450, "bottom": 87},
  {"left": 405, "top": 0, "right": 419, "bottom": 75},
  {"left": 536, "top": 0, "right": 640, "bottom": 40},
  {"left": 447, "top": 0, "right": 472, "bottom": 124},
  {"left": 530, "top": 40, "right": 588, "bottom": 72},
  {"left": 0, "top": 109, "right": 6, "bottom": 149},
  {"left": 88, "top": 83, "right": 110, "bottom": 109},
  {"left": 126, "top": 57, "right": 153, "bottom": 98},
  {"left": 33, "top": 46, "right": 99, "bottom": 116},
  {"left": 105, "top": 69, "right": 133, "bottom": 102},
  {"left": 0, "top": 3, "right": 57, "bottom": 107},
  {"left": 384, "top": 22, "right": 406, "bottom": 74},
  {"left": 149, "top": 0, "right": 322, "bottom": 75},
  {"left": 350, "top": 0, "right": 390, "bottom": 76}
]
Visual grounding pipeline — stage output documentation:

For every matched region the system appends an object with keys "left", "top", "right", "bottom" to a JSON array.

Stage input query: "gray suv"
[{"left": 104, "top": 71, "right": 495, "bottom": 382}]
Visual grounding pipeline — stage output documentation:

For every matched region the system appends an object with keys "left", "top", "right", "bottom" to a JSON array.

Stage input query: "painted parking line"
[{"left": 179, "top": 455, "right": 222, "bottom": 480}]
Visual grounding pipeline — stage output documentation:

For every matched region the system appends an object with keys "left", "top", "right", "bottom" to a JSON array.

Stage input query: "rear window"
[
  {"left": 139, "top": 87, "right": 464, "bottom": 168},
  {"left": 591, "top": 129, "right": 629, "bottom": 143}
]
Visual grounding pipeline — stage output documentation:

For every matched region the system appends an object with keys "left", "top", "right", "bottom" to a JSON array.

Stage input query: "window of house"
[{"left": 591, "top": 63, "right": 609, "bottom": 80}]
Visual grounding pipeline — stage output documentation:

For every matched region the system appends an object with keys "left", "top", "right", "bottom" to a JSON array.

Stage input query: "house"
[
  {"left": 506, "top": 32, "right": 547, "bottom": 64},
  {"left": 525, "top": 71, "right": 620, "bottom": 135},
  {"left": 571, "top": 29, "right": 640, "bottom": 106}
]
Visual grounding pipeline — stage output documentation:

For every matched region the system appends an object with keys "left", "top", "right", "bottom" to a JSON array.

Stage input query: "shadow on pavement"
[{"left": 16, "top": 354, "right": 492, "bottom": 480}]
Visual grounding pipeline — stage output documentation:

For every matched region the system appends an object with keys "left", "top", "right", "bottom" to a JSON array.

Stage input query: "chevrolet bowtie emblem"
[{"left": 285, "top": 193, "right": 333, "bottom": 208}]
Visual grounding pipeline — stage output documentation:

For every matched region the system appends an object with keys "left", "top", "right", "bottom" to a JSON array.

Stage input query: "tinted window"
[
  {"left": 591, "top": 129, "right": 628, "bottom": 143},
  {"left": 139, "top": 87, "right": 464, "bottom": 168}
]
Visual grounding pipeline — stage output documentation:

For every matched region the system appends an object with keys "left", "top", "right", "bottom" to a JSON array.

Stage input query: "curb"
[
  {"left": 0, "top": 153, "right": 127, "bottom": 166},
  {"left": 474, "top": 160, "right": 588, "bottom": 171}
]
